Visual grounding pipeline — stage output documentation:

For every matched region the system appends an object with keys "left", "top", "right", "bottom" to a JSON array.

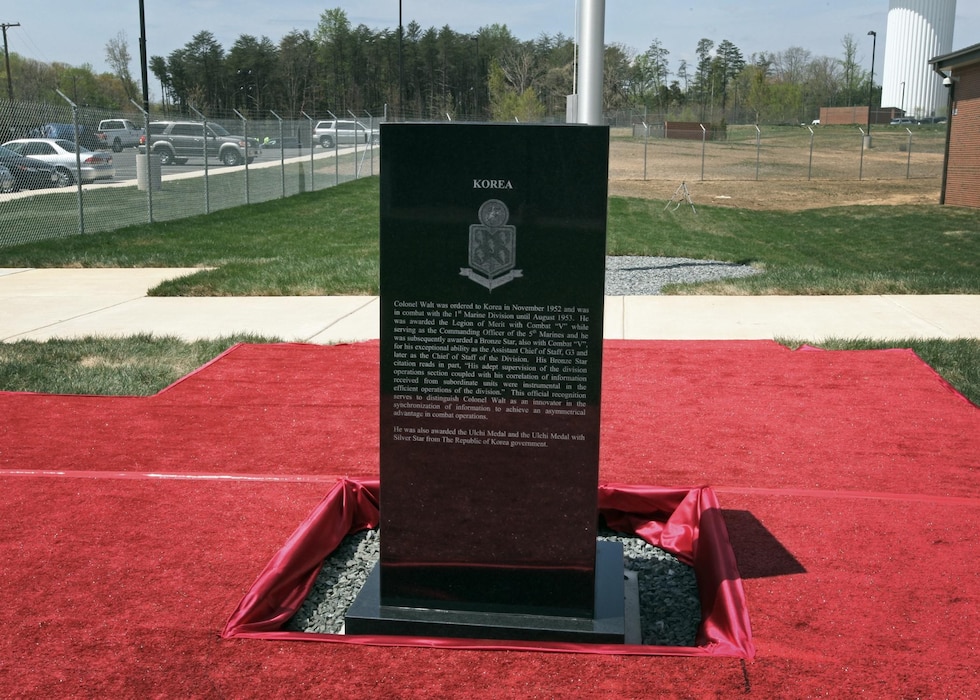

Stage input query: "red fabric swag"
[{"left": 222, "top": 478, "right": 754, "bottom": 658}]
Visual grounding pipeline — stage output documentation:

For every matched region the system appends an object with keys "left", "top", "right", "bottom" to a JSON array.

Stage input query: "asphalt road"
[
  {"left": 109, "top": 146, "right": 313, "bottom": 180},
  {"left": 0, "top": 143, "right": 363, "bottom": 201}
]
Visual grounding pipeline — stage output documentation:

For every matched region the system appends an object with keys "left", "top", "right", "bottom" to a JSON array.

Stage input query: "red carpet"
[{"left": 1, "top": 340, "right": 978, "bottom": 697}]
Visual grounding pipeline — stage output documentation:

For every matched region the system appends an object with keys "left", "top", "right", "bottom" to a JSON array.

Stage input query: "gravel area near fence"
[
  {"left": 285, "top": 527, "right": 702, "bottom": 647},
  {"left": 605, "top": 256, "right": 760, "bottom": 295}
]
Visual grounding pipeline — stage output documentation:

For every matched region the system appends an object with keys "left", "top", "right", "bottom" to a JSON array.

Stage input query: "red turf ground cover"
[{"left": 1, "top": 340, "right": 977, "bottom": 697}]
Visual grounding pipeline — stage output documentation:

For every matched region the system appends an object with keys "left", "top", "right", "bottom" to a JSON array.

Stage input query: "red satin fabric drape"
[{"left": 222, "top": 479, "right": 753, "bottom": 658}]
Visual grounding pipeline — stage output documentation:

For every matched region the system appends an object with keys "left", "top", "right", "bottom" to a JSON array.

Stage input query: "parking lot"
[{"left": 0, "top": 143, "right": 376, "bottom": 203}]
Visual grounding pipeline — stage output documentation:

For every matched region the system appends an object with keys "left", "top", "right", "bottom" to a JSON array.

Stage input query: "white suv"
[{"left": 313, "top": 120, "right": 378, "bottom": 148}]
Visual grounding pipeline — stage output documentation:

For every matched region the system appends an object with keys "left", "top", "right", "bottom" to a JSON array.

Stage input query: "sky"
[{"left": 6, "top": 1, "right": 979, "bottom": 80}]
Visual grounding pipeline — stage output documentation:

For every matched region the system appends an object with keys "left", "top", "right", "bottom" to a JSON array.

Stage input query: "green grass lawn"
[
  {"left": 1, "top": 176, "right": 977, "bottom": 296},
  {"left": 0, "top": 177, "right": 977, "bottom": 403},
  {"left": 0, "top": 334, "right": 280, "bottom": 396},
  {"left": 607, "top": 197, "right": 980, "bottom": 295}
]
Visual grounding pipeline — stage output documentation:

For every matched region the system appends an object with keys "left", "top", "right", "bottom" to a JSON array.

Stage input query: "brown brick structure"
[
  {"left": 818, "top": 106, "right": 904, "bottom": 126},
  {"left": 932, "top": 43, "right": 980, "bottom": 208},
  {"left": 664, "top": 121, "right": 723, "bottom": 141}
]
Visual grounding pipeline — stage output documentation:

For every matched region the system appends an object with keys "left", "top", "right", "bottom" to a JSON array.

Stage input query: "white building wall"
[{"left": 881, "top": 0, "right": 956, "bottom": 119}]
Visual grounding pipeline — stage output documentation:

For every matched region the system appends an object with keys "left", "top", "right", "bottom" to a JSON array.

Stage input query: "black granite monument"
[{"left": 345, "top": 123, "right": 635, "bottom": 643}]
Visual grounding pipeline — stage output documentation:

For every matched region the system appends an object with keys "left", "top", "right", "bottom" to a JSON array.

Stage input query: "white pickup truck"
[{"left": 97, "top": 119, "right": 145, "bottom": 152}]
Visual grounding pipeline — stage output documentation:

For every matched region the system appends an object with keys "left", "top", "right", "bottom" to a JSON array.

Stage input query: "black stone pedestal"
[{"left": 345, "top": 541, "right": 641, "bottom": 645}]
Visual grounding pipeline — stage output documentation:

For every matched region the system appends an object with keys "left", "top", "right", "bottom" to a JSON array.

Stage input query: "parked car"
[
  {"left": 890, "top": 117, "right": 915, "bottom": 125},
  {"left": 2, "top": 138, "right": 114, "bottom": 186},
  {"left": 0, "top": 164, "right": 14, "bottom": 193},
  {"left": 313, "top": 119, "right": 378, "bottom": 148},
  {"left": 0, "top": 144, "right": 59, "bottom": 190},
  {"left": 30, "top": 123, "right": 107, "bottom": 151},
  {"left": 143, "top": 120, "right": 261, "bottom": 166},
  {"left": 97, "top": 118, "right": 145, "bottom": 152}
]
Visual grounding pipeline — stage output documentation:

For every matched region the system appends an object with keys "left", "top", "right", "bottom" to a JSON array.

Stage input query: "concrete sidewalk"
[{"left": 2, "top": 268, "right": 978, "bottom": 343}]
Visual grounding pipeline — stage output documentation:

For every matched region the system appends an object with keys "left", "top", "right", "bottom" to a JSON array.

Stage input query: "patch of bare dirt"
[
  {"left": 609, "top": 177, "right": 941, "bottom": 211},
  {"left": 608, "top": 139, "right": 942, "bottom": 211}
]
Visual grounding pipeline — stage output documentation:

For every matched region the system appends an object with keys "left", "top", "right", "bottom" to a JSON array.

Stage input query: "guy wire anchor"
[{"left": 665, "top": 181, "right": 697, "bottom": 214}]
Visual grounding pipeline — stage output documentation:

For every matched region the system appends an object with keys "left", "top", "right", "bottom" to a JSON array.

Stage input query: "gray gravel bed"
[
  {"left": 605, "top": 256, "right": 760, "bottom": 295},
  {"left": 285, "top": 527, "right": 701, "bottom": 647}
]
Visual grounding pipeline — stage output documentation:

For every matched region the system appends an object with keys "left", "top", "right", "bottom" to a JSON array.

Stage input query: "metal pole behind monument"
[{"left": 576, "top": 0, "right": 605, "bottom": 125}]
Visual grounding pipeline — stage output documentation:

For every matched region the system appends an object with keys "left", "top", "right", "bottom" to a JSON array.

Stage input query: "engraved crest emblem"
[{"left": 460, "top": 199, "right": 523, "bottom": 291}]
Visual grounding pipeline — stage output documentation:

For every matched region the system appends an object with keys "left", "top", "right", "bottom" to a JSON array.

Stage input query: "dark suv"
[{"left": 144, "top": 121, "right": 261, "bottom": 166}]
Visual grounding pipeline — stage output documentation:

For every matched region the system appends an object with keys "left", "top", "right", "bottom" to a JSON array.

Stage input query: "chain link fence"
[
  {"left": 621, "top": 123, "right": 945, "bottom": 183},
  {"left": 1, "top": 97, "right": 948, "bottom": 249},
  {"left": 1, "top": 98, "right": 382, "bottom": 248}
]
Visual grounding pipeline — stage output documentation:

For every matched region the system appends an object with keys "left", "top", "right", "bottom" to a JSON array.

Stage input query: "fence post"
[
  {"left": 188, "top": 104, "right": 210, "bottom": 213},
  {"left": 327, "top": 110, "right": 340, "bottom": 186},
  {"left": 130, "top": 98, "right": 154, "bottom": 222},
  {"left": 642, "top": 121, "right": 649, "bottom": 181},
  {"left": 906, "top": 128, "right": 913, "bottom": 180},
  {"left": 699, "top": 123, "right": 706, "bottom": 182},
  {"left": 270, "top": 110, "right": 286, "bottom": 198},
  {"left": 233, "top": 109, "right": 250, "bottom": 205},
  {"left": 364, "top": 109, "right": 374, "bottom": 177},
  {"left": 807, "top": 126, "right": 815, "bottom": 181},
  {"left": 858, "top": 127, "right": 866, "bottom": 181},
  {"left": 54, "top": 89, "right": 84, "bottom": 234},
  {"left": 755, "top": 125, "right": 761, "bottom": 181},
  {"left": 301, "top": 111, "right": 315, "bottom": 191},
  {"left": 347, "top": 109, "right": 361, "bottom": 178}
]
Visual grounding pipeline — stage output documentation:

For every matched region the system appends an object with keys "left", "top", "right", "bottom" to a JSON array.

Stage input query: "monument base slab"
[{"left": 345, "top": 541, "right": 640, "bottom": 645}]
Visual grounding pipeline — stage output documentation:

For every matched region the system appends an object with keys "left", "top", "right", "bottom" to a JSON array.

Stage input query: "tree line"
[{"left": 4, "top": 8, "right": 879, "bottom": 125}]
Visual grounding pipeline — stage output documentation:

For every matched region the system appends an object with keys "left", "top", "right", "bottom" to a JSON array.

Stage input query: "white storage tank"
[{"left": 881, "top": 0, "right": 957, "bottom": 119}]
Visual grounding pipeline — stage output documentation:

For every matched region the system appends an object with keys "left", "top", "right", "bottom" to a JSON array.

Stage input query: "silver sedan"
[{"left": 1, "top": 138, "right": 115, "bottom": 187}]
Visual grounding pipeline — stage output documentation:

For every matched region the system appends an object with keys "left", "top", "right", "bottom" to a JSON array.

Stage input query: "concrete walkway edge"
[{"left": 2, "top": 268, "right": 978, "bottom": 343}]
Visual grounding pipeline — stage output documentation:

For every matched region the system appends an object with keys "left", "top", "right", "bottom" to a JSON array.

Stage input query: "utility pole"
[
  {"left": 866, "top": 30, "right": 877, "bottom": 147},
  {"left": 2, "top": 22, "right": 20, "bottom": 102},
  {"left": 138, "top": 2, "right": 149, "bottom": 114}
]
